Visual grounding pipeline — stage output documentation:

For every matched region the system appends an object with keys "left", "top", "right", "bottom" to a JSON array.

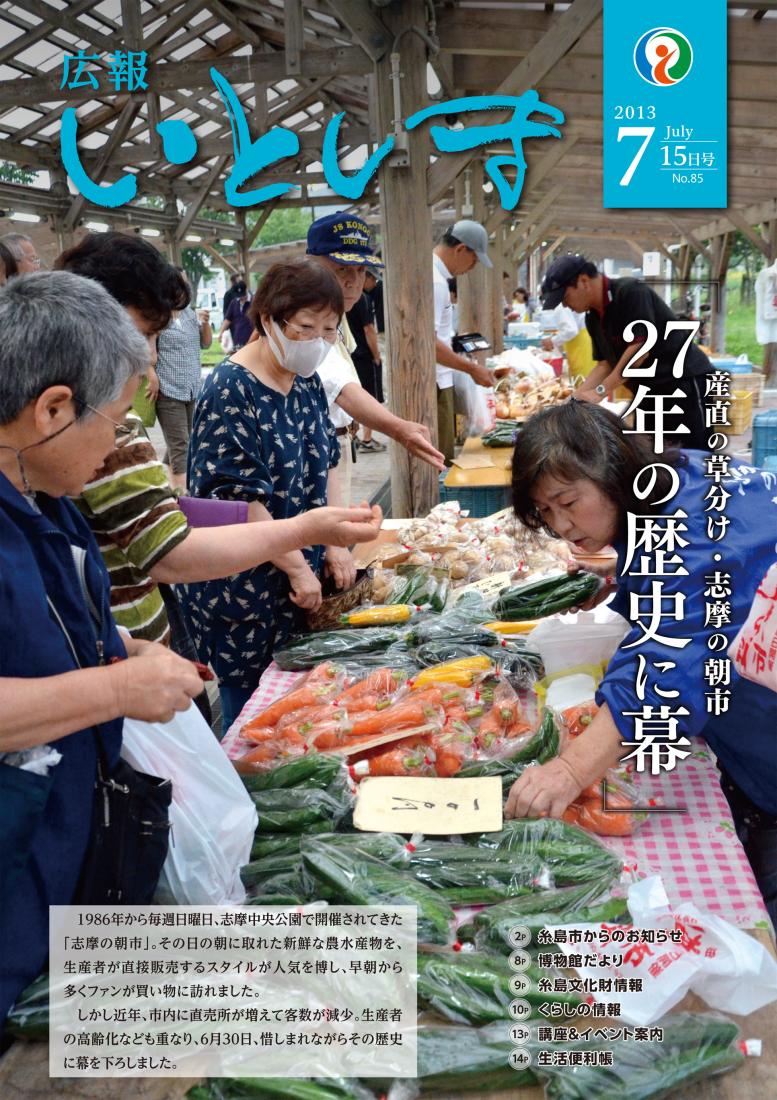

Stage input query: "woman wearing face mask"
[{"left": 179, "top": 259, "right": 350, "bottom": 731}]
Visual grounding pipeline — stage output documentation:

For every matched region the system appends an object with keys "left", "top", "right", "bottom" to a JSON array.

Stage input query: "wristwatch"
[{"left": 595, "top": 384, "right": 607, "bottom": 396}]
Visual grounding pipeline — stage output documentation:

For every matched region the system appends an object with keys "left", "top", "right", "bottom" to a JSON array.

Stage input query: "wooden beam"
[
  {"left": 120, "top": 0, "right": 143, "bottom": 49},
  {"left": 375, "top": 0, "right": 438, "bottom": 517},
  {"left": 0, "top": 0, "right": 99, "bottom": 66},
  {"left": 146, "top": 0, "right": 208, "bottom": 56},
  {"left": 0, "top": 46, "right": 373, "bottom": 108},
  {"left": 485, "top": 133, "right": 577, "bottom": 234},
  {"left": 426, "top": 0, "right": 603, "bottom": 204},
  {"left": 246, "top": 198, "right": 280, "bottom": 250},
  {"left": 21, "top": 0, "right": 116, "bottom": 53},
  {"left": 175, "top": 155, "right": 229, "bottom": 240},
  {"left": 543, "top": 235, "right": 567, "bottom": 261},
  {"left": 285, "top": 0, "right": 304, "bottom": 76},
  {"left": 667, "top": 217, "right": 715, "bottom": 264},
  {"left": 490, "top": 225, "right": 506, "bottom": 354},
  {"left": 726, "top": 210, "right": 772, "bottom": 258},
  {"left": 324, "top": 0, "right": 391, "bottom": 62},
  {"left": 201, "top": 241, "right": 240, "bottom": 276},
  {"left": 63, "top": 100, "right": 141, "bottom": 231}
]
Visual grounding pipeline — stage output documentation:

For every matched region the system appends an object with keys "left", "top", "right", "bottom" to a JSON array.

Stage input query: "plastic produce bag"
[
  {"left": 251, "top": 786, "right": 353, "bottom": 834},
  {"left": 385, "top": 563, "right": 451, "bottom": 612},
  {"left": 493, "top": 571, "right": 602, "bottom": 621},
  {"left": 121, "top": 708, "right": 257, "bottom": 905},
  {"left": 301, "top": 833, "right": 455, "bottom": 944},
  {"left": 528, "top": 607, "right": 628, "bottom": 676},
  {"left": 464, "top": 816, "right": 621, "bottom": 886},
  {"left": 460, "top": 893, "right": 629, "bottom": 956},
  {"left": 187, "top": 1078, "right": 377, "bottom": 1100},
  {"left": 274, "top": 627, "right": 407, "bottom": 671},
  {"left": 416, "top": 948, "right": 580, "bottom": 1025},
  {"left": 536, "top": 1012, "right": 743, "bottom": 1100},
  {"left": 552, "top": 875, "right": 777, "bottom": 1025},
  {"left": 381, "top": 1023, "right": 535, "bottom": 1098},
  {"left": 456, "top": 371, "right": 493, "bottom": 436}
]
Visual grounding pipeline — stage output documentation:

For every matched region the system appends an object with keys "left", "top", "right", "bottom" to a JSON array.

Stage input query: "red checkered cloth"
[{"left": 222, "top": 665, "right": 770, "bottom": 930}]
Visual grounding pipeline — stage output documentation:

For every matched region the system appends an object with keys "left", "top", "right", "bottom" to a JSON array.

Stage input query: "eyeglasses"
[
  {"left": 74, "top": 399, "right": 135, "bottom": 439},
  {"left": 281, "top": 319, "right": 339, "bottom": 345}
]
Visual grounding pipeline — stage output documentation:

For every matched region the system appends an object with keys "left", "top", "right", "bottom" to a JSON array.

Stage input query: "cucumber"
[
  {"left": 274, "top": 629, "right": 402, "bottom": 671},
  {"left": 494, "top": 571, "right": 601, "bottom": 621},
  {"left": 241, "top": 754, "right": 343, "bottom": 793}
]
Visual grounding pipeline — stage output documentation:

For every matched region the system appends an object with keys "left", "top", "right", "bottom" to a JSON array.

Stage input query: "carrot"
[
  {"left": 434, "top": 750, "right": 463, "bottom": 777},
  {"left": 246, "top": 684, "right": 335, "bottom": 729},
  {"left": 277, "top": 703, "right": 341, "bottom": 732},
  {"left": 240, "top": 725, "right": 277, "bottom": 744},
  {"left": 563, "top": 800, "right": 634, "bottom": 837},
  {"left": 233, "top": 735, "right": 305, "bottom": 772},
  {"left": 363, "top": 737, "right": 435, "bottom": 777},
  {"left": 305, "top": 661, "right": 340, "bottom": 686},
  {"left": 349, "top": 700, "right": 438, "bottom": 739},
  {"left": 503, "top": 720, "right": 532, "bottom": 740},
  {"left": 336, "top": 668, "right": 406, "bottom": 703},
  {"left": 563, "top": 702, "right": 598, "bottom": 738}
]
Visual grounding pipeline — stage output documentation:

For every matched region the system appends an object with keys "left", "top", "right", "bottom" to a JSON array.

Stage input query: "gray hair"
[
  {"left": 0, "top": 232, "right": 34, "bottom": 261},
  {"left": 0, "top": 271, "right": 149, "bottom": 425}
]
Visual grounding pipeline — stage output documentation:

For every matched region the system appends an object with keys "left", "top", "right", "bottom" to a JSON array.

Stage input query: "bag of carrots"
[{"left": 563, "top": 775, "right": 647, "bottom": 837}]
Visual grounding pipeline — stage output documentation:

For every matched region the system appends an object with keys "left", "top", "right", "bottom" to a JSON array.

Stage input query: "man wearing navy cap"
[
  {"left": 433, "top": 221, "right": 495, "bottom": 465},
  {"left": 306, "top": 212, "right": 444, "bottom": 505},
  {"left": 540, "top": 253, "right": 714, "bottom": 448}
]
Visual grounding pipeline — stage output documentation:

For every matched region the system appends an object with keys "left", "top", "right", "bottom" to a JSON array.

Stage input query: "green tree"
[
  {"left": 729, "top": 230, "right": 761, "bottom": 306},
  {"left": 249, "top": 207, "right": 313, "bottom": 247},
  {"left": 181, "top": 248, "right": 213, "bottom": 294},
  {"left": 0, "top": 161, "right": 36, "bottom": 185}
]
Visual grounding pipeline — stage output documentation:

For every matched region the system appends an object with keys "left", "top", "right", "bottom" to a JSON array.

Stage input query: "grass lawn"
[
  {"left": 723, "top": 271, "right": 763, "bottom": 366},
  {"left": 201, "top": 342, "right": 226, "bottom": 368}
]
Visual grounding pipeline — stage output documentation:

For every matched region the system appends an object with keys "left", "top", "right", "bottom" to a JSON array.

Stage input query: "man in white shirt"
[
  {"left": 433, "top": 221, "right": 494, "bottom": 464},
  {"left": 306, "top": 213, "right": 444, "bottom": 512}
]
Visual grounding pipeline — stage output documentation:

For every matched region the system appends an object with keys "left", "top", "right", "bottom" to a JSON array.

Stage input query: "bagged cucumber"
[
  {"left": 252, "top": 788, "right": 352, "bottom": 834},
  {"left": 241, "top": 754, "right": 344, "bottom": 793},
  {"left": 462, "top": 895, "right": 630, "bottom": 955},
  {"left": 187, "top": 1079, "right": 376, "bottom": 1100},
  {"left": 494, "top": 571, "right": 601, "bottom": 621},
  {"left": 539, "top": 1011, "right": 742, "bottom": 1100},
  {"left": 274, "top": 629, "right": 403, "bottom": 671},
  {"left": 301, "top": 835, "right": 454, "bottom": 945},
  {"left": 6, "top": 972, "right": 49, "bottom": 1040},
  {"left": 416, "top": 949, "right": 580, "bottom": 1024}
]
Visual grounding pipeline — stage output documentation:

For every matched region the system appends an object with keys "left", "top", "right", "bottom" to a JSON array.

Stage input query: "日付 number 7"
[{"left": 617, "top": 126, "right": 655, "bottom": 186}]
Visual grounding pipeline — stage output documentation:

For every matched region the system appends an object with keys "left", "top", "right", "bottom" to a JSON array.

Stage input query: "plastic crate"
[
  {"left": 752, "top": 409, "right": 777, "bottom": 467},
  {"left": 439, "top": 472, "right": 512, "bottom": 517},
  {"left": 713, "top": 367, "right": 764, "bottom": 405},
  {"left": 504, "top": 335, "right": 543, "bottom": 350},
  {"left": 722, "top": 390, "right": 753, "bottom": 436},
  {"left": 763, "top": 455, "right": 777, "bottom": 473}
]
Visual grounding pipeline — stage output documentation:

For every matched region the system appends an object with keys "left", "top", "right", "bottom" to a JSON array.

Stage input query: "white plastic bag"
[
  {"left": 453, "top": 369, "right": 492, "bottom": 435},
  {"left": 728, "top": 562, "right": 777, "bottom": 693},
  {"left": 528, "top": 608, "right": 629, "bottom": 675},
  {"left": 121, "top": 707, "right": 257, "bottom": 905},
  {"left": 551, "top": 875, "right": 777, "bottom": 1025},
  {"left": 220, "top": 328, "right": 234, "bottom": 354}
]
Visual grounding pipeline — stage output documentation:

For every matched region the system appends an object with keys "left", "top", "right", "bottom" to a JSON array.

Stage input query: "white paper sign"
[{"left": 354, "top": 776, "right": 503, "bottom": 834}]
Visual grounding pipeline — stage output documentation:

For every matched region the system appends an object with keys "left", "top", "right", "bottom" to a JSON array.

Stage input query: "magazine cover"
[{"left": 0, "top": 2, "right": 776, "bottom": 1098}]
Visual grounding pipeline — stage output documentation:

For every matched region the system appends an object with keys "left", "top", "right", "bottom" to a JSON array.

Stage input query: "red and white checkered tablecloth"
[{"left": 222, "top": 664, "right": 770, "bottom": 930}]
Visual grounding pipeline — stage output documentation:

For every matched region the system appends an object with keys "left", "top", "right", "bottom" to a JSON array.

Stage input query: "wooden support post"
[
  {"left": 491, "top": 226, "right": 506, "bottom": 355},
  {"left": 375, "top": 0, "right": 438, "bottom": 517},
  {"left": 285, "top": 0, "right": 304, "bottom": 76},
  {"left": 710, "top": 232, "right": 733, "bottom": 354},
  {"left": 240, "top": 212, "right": 251, "bottom": 289}
]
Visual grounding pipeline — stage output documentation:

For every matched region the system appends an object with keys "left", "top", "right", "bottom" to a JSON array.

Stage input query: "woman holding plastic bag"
[
  {"left": 504, "top": 401, "right": 777, "bottom": 929},
  {"left": 0, "top": 273, "right": 206, "bottom": 1027}
]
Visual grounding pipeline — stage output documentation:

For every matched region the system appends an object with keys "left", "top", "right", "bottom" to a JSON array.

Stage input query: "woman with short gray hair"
[{"left": 0, "top": 271, "right": 203, "bottom": 1028}]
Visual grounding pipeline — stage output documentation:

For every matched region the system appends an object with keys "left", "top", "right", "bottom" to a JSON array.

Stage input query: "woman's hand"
[
  {"left": 505, "top": 758, "right": 584, "bottom": 820},
  {"left": 566, "top": 556, "right": 617, "bottom": 608},
  {"left": 301, "top": 503, "right": 383, "bottom": 548},
  {"left": 145, "top": 365, "right": 160, "bottom": 401},
  {"left": 112, "top": 643, "right": 203, "bottom": 723},
  {"left": 324, "top": 546, "right": 357, "bottom": 591},
  {"left": 287, "top": 561, "right": 323, "bottom": 610}
]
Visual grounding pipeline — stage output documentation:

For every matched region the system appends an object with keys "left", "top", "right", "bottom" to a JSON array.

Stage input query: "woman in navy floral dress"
[{"left": 180, "top": 260, "right": 353, "bottom": 732}]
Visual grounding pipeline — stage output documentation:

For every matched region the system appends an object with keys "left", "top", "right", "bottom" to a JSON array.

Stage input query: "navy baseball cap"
[
  {"left": 306, "top": 212, "right": 384, "bottom": 270},
  {"left": 540, "top": 253, "right": 590, "bottom": 309}
]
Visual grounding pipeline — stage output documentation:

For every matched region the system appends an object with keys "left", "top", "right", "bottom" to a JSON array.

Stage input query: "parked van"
[{"left": 196, "top": 286, "right": 223, "bottom": 329}]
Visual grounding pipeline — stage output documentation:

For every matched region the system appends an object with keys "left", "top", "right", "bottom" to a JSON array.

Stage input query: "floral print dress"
[{"left": 179, "top": 358, "right": 339, "bottom": 691}]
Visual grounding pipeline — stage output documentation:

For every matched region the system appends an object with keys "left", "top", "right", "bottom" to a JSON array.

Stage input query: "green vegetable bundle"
[
  {"left": 187, "top": 1079, "right": 376, "bottom": 1100},
  {"left": 252, "top": 787, "right": 352, "bottom": 834},
  {"left": 462, "top": 894, "right": 629, "bottom": 955},
  {"left": 274, "top": 628, "right": 403, "bottom": 671},
  {"left": 416, "top": 949, "right": 580, "bottom": 1025},
  {"left": 494, "top": 571, "right": 601, "bottom": 621},
  {"left": 481, "top": 420, "right": 522, "bottom": 447},
  {"left": 301, "top": 834, "right": 454, "bottom": 945},
  {"left": 6, "top": 973, "right": 49, "bottom": 1040},
  {"left": 387, "top": 564, "right": 450, "bottom": 612},
  {"left": 241, "top": 754, "right": 344, "bottom": 794},
  {"left": 540, "top": 1012, "right": 742, "bottom": 1100},
  {"left": 458, "top": 708, "right": 560, "bottom": 787}
]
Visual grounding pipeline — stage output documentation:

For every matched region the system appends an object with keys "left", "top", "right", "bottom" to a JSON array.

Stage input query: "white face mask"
[{"left": 267, "top": 320, "right": 331, "bottom": 378}]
